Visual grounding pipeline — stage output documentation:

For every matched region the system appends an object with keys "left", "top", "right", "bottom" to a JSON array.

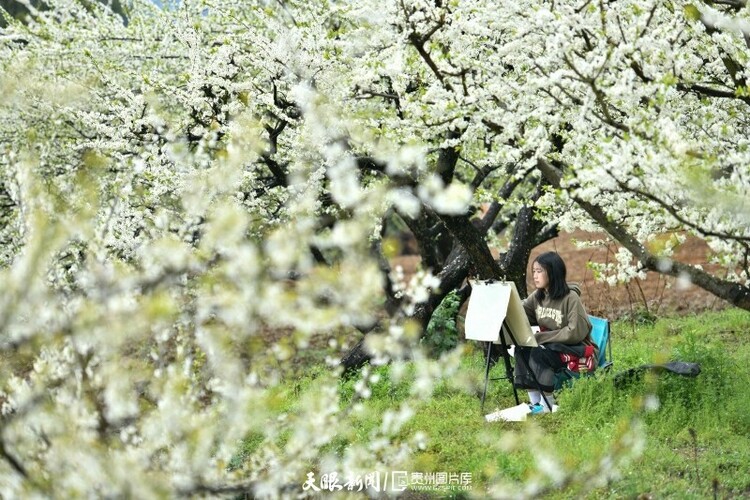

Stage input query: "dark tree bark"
[
  {"left": 374, "top": 214, "right": 403, "bottom": 317},
  {"left": 397, "top": 210, "right": 452, "bottom": 271},
  {"left": 438, "top": 213, "right": 501, "bottom": 279},
  {"left": 435, "top": 129, "right": 461, "bottom": 185},
  {"left": 533, "top": 223, "right": 560, "bottom": 248},
  {"left": 340, "top": 198, "right": 551, "bottom": 373},
  {"left": 499, "top": 205, "right": 544, "bottom": 298}
]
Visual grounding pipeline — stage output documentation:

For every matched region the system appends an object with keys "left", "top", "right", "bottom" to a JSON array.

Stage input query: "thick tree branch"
[
  {"left": 485, "top": 172, "right": 530, "bottom": 235},
  {"left": 630, "top": 58, "right": 750, "bottom": 105},
  {"left": 677, "top": 82, "right": 750, "bottom": 105},
  {"left": 340, "top": 172, "right": 547, "bottom": 372},
  {"left": 431, "top": 141, "right": 500, "bottom": 279},
  {"left": 461, "top": 156, "right": 502, "bottom": 190},
  {"left": 610, "top": 176, "right": 750, "bottom": 244},
  {"left": 533, "top": 223, "right": 560, "bottom": 247},
  {"left": 438, "top": 213, "right": 501, "bottom": 279},
  {"left": 398, "top": 211, "right": 449, "bottom": 271},
  {"left": 537, "top": 158, "right": 750, "bottom": 310},
  {"left": 435, "top": 129, "right": 460, "bottom": 185},
  {"left": 705, "top": 0, "right": 746, "bottom": 9}
]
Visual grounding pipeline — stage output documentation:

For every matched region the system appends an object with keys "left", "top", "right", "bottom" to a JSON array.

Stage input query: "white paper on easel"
[
  {"left": 464, "top": 280, "right": 538, "bottom": 347},
  {"left": 464, "top": 281, "right": 511, "bottom": 342}
]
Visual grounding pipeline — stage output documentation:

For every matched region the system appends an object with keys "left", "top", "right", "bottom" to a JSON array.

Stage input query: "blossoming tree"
[{"left": 0, "top": 0, "right": 748, "bottom": 496}]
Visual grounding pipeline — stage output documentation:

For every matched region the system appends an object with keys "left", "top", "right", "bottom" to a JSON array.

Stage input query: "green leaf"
[{"left": 684, "top": 4, "right": 701, "bottom": 22}]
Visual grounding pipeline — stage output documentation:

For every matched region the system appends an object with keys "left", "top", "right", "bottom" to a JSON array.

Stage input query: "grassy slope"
[{"left": 243, "top": 308, "right": 750, "bottom": 498}]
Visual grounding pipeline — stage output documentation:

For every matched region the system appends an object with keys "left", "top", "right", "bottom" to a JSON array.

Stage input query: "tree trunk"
[
  {"left": 398, "top": 210, "right": 451, "bottom": 272},
  {"left": 340, "top": 202, "right": 548, "bottom": 372},
  {"left": 340, "top": 152, "right": 552, "bottom": 373},
  {"left": 500, "top": 205, "right": 545, "bottom": 299},
  {"left": 438, "top": 213, "right": 501, "bottom": 279}
]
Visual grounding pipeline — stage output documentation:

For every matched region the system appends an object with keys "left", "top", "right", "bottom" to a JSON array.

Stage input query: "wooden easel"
[{"left": 464, "top": 280, "right": 548, "bottom": 413}]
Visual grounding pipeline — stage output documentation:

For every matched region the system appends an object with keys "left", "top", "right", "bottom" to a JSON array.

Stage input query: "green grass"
[{"left": 237, "top": 308, "right": 750, "bottom": 498}]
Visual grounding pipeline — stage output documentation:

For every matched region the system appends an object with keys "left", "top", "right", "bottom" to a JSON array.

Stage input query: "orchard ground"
[{"left": 243, "top": 309, "right": 750, "bottom": 498}]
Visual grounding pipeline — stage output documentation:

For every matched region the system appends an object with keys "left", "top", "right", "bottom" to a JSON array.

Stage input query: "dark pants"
[{"left": 513, "top": 346, "right": 565, "bottom": 393}]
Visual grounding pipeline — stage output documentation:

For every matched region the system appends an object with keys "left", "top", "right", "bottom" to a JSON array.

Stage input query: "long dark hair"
[{"left": 534, "top": 251, "right": 570, "bottom": 300}]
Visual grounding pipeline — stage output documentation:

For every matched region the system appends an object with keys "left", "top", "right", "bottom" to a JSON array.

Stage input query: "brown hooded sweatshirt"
[{"left": 522, "top": 284, "right": 595, "bottom": 350}]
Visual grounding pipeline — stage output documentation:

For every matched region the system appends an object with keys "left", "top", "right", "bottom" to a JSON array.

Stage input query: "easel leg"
[
  {"left": 483, "top": 326, "right": 520, "bottom": 412},
  {"left": 481, "top": 342, "right": 493, "bottom": 414},
  {"left": 501, "top": 345, "right": 520, "bottom": 405}
]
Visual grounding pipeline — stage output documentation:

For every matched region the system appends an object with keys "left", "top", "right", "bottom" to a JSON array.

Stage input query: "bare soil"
[
  {"left": 392, "top": 230, "right": 729, "bottom": 320},
  {"left": 529, "top": 230, "right": 728, "bottom": 319}
]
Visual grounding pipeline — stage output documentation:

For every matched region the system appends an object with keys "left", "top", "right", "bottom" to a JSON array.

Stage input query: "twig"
[{"left": 0, "top": 439, "right": 27, "bottom": 478}]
